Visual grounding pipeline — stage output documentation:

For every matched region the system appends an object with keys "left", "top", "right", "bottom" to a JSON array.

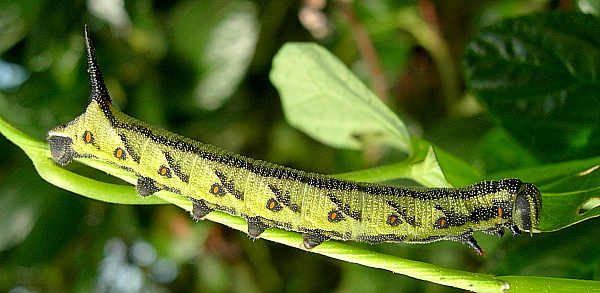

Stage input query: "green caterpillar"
[{"left": 47, "top": 27, "right": 542, "bottom": 256}]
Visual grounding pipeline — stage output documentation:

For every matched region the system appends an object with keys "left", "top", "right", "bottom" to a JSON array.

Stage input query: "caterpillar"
[{"left": 47, "top": 27, "right": 542, "bottom": 256}]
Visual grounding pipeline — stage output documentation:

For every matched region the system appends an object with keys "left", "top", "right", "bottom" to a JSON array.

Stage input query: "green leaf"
[
  {"left": 270, "top": 42, "right": 413, "bottom": 155},
  {"left": 463, "top": 11, "right": 600, "bottom": 162}
]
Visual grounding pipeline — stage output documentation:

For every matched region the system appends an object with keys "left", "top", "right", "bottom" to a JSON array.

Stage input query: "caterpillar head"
[{"left": 511, "top": 182, "right": 542, "bottom": 233}]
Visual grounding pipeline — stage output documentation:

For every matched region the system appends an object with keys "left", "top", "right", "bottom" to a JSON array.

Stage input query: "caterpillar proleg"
[{"left": 47, "top": 27, "right": 542, "bottom": 256}]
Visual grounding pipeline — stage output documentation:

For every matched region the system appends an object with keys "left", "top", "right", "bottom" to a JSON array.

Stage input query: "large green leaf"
[
  {"left": 463, "top": 11, "right": 600, "bottom": 162},
  {"left": 270, "top": 42, "right": 413, "bottom": 155}
]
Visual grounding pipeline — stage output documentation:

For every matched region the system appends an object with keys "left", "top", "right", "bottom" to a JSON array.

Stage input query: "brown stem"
[{"left": 335, "top": 0, "right": 389, "bottom": 103}]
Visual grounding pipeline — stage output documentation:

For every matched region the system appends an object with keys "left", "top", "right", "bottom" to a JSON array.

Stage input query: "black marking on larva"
[
  {"left": 246, "top": 216, "right": 271, "bottom": 238},
  {"left": 117, "top": 133, "right": 139, "bottom": 163},
  {"left": 404, "top": 234, "right": 445, "bottom": 244},
  {"left": 158, "top": 165, "right": 172, "bottom": 178},
  {"left": 136, "top": 176, "right": 160, "bottom": 197},
  {"left": 213, "top": 169, "right": 227, "bottom": 183},
  {"left": 213, "top": 169, "right": 244, "bottom": 200},
  {"left": 209, "top": 183, "right": 226, "bottom": 196},
  {"left": 386, "top": 201, "right": 418, "bottom": 227},
  {"left": 432, "top": 201, "right": 513, "bottom": 230},
  {"left": 163, "top": 151, "right": 190, "bottom": 183},
  {"left": 301, "top": 232, "right": 329, "bottom": 249},
  {"left": 188, "top": 197, "right": 214, "bottom": 220},
  {"left": 509, "top": 225, "right": 522, "bottom": 235},
  {"left": 298, "top": 227, "right": 349, "bottom": 249},
  {"left": 356, "top": 233, "right": 407, "bottom": 243},
  {"left": 163, "top": 185, "right": 182, "bottom": 195},
  {"left": 433, "top": 206, "right": 469, "bottom": 229},
  {"left": 478, "top": 201, "right": 512, "bottom": 220},
  {"left": 326, "top": 193, "right": 361, "bottom": 221},
  {"left": 268, "top": 184, "right": 299, "bottom": 212},
  {"left": 482, "top": 226, "right": 505, "bottom": 238},
  {"left": 498, "top": 178, "right": 522, "bottom": 194},
  {"left": 243, "top": 214, "right": 292, "bottom": 238},
  {"left": 327, "top": 210, "right": 345, "bottom": 222},
  {"left": 207, "top": 201, "right": 236, "bottom": 215},
  {"left": 386, "top": 214, "right": 402, "bottom": 226},
  {"left": 266, "top": 198, "right": 283, "bottom": 212},
  {"left": 113, "top": 147, "right": 127, "bottom": 160}
]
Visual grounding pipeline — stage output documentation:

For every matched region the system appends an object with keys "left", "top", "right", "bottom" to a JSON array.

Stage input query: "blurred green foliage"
[{"left": 0, "top": 0, "right": 599, "bottom": 292}]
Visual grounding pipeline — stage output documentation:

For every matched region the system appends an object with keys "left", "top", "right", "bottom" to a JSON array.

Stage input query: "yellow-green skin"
[{"left": 47, "top": 28, "right": 542, "bottom": 255}]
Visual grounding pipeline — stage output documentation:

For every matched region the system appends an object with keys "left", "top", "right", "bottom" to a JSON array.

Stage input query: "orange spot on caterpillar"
[
  {"left": 328, "top": 210, "right": 343, "bottom": 222},
  {"left": 434, "top": 217, "right": 449, "bottom": 229},
  {"left": 265, "top": 198, "right": 282, "bottom": 212},
  {"left": 497, "top": 207, "right": 503, "bottom": 217},
  {"left": 157, "top": 166, "right": 171, "bottom": 178},
  {"left": 83, "top": 131, "right": 93, "bottom": 144},
  {"left": 114, "top": 148, "right": 126, "bottom": 159},
  {"left": 209, "top": 183, "right": 225, "bottom": 196},
  {"left": 386, "top": 214, "right": 401, "bottom": 226}
]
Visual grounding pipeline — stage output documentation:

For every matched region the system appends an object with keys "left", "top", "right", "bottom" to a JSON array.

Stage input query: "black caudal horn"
[{"left": 84, "top": 25, "right": 111, "bottom": 104}]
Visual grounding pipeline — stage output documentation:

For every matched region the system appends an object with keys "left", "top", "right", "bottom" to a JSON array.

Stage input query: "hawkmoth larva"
[{"left": 47, "top": 26, "right": 542, "bottom": 256}]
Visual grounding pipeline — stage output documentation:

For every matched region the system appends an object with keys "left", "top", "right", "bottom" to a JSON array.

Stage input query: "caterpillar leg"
[
  {"left": 509, "top": 225, "right": 522, "bottom": 235},
  {"left": 301, "top": 230, "right": 331, "bottom": 249},
  {"left": 245, "top": 216, "right": 271, "bottom": 239},
  {"left": 136, "top": 176, "right": 161, "bottom": 197},
  {"left": 188, "top": 197, "right": 214, "bottom": 220},
  {"left": 462, "top": 235, "right": 485, "bottom": 256}
]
